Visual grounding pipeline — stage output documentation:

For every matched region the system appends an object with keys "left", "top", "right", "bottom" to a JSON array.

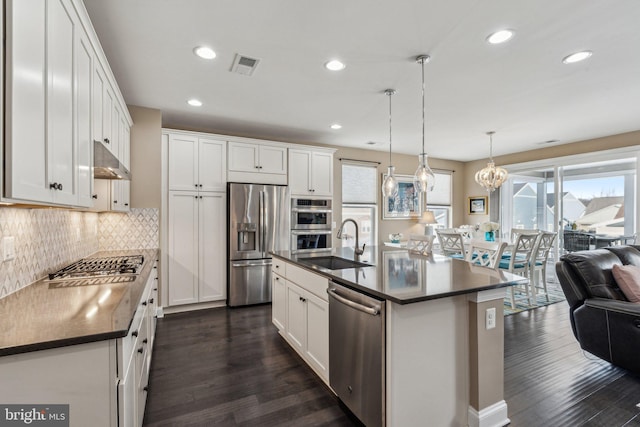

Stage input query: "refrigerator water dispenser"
[{"left": 237, "top": 223, "right": 257, "bottom": 251}]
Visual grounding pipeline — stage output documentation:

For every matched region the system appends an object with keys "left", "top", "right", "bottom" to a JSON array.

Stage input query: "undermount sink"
[{"left": 298, "top": 256, "right": 371, "bottom": 270}]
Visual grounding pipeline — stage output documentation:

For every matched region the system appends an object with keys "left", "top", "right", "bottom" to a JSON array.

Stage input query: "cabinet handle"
[
  {"left": 114, "top": 200, "right": 118, "bottom": 204},
  {"left": 92, "top": 194, "right": 98, "bottom": 199},
  {"left": 49, "top": 182, "right": 62, "bottom": 191},
  {"left": 143, "top": 338, "right": 148, "bottom": 344},
  {"left": 154, "top": 288, "right": 158, "bottom": 291},
  {"left": 143, "top": 386, "right": 149, "bottom": 393},
  {"left": 255, "top": 165, "right": 260, "bottom": 169},
  {"left": 259, "top": 166, "right": 263, "bottom": 169},
  {"left": 199, "top": 184, "right": 203, "bottom": 188},
  {"left": 137, "top": 347, "right": 143, "bottom": 353},
  {"left": 132, "top": 330, "right": 138, "bottom": 337},
  {"left": 142, "top": 301, "right": 148, "bottom": 306},
  {"left": 124, "top": 203, "right": 129, "bottom": 206},
  {"left": 148, "top": 298, "right": 154, "bottom": 304},
  {"left": 104, "top": 138, "right": 110, "bottom": 144},
  {"left": 275, "top": 277, "right": 279, "bottom": 281},
  {"left": 58, "top": 183, "right": 63, "bottom": 191}
]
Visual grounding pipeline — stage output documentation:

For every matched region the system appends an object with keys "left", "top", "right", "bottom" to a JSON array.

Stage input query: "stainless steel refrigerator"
[{"left": 227, "top": 183, "right": 290, "bottom": 306}]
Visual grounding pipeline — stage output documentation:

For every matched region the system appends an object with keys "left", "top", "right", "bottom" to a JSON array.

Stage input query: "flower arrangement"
[{"left": 479, "top": 221, "right": 500, "bottom": 232}]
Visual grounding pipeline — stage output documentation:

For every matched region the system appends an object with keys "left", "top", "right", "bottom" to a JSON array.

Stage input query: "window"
[
  {"left": 341, "top": 163, "right": 377, "bottom": 247},
  {"left": 427, "top": 171, "right": 453, "bottom": 230}
]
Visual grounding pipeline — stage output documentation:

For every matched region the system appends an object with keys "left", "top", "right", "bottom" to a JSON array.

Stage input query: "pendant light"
[
  {"left": 475, "top": 131, "right": 509, "bottom": 192},
  {"left": 413, "top": 55, "right": 436, "bottom": 193},
  {"left": 381, "top": 89, "right": 399, "bottom": 199}
]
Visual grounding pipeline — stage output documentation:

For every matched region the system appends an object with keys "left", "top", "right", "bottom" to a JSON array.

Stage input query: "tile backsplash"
[{"left": 0, "top": 207, "right": 159, "bottom": 298}]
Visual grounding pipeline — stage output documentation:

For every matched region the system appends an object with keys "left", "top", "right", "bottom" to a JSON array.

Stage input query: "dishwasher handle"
[{"left": 327, "top": 287, "right": 380, "bottom": 316}]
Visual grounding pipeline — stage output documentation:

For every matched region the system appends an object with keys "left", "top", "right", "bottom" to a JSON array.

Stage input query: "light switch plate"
[
  {"left": 486, "top": 307, "right": 496, "bottom": 330},
  {"left": 2, "top": 236, "right": 16, "bottom": 262}
]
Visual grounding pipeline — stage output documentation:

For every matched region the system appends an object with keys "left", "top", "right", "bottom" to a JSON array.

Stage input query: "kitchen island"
[{"left": 271, "top": 246, "right": 527, "bottom": 427}]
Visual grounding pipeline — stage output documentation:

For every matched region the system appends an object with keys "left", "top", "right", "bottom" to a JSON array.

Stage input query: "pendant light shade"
[
  {"left": 413, "top": 55, "right": 436, "bottom": 193},
  {"left": 475, "top": 131, "right": 509, "bottom": 193},
  {"left": 382, "top": 89, "right": 399, "bottom": 199}
]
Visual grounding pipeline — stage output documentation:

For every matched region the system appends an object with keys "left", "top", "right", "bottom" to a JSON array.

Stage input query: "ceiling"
[{"left": 82, "top": 0, "right": 640, "bottom": 162}]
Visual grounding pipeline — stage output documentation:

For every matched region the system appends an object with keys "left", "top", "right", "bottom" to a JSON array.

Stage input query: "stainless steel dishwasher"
[{"left": 328, "top": 280, "right": 386, "bottom": 427}]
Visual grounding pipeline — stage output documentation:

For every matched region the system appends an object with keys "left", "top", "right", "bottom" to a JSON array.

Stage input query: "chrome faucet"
[{"left": 337, "top": 218, "right": 365, "bottom": 260}]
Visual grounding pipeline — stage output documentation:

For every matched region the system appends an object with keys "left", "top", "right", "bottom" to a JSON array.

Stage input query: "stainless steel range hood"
[{"left": 94, "top": 140, "right": 130, "bottom": 180}]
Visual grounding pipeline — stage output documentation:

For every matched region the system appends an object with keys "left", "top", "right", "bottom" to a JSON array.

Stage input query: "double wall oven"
[{"left": 291, "top": 198, "right": 333, "bottom": 254}]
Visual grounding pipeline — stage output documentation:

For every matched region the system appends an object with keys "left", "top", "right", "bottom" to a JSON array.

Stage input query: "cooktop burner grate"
[{"left": 48, "top": 255, "right": 144, "bottom": 281}]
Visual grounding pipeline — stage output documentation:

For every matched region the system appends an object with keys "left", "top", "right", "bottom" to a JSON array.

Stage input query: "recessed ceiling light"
[
  {"left": 194, "top": 46, "right": 216, "bottom": 60},
  {"left": 330, "top": 124, "right": 342, "bottom": 130},
  {"left": 562, "top": 50, "right": 593, "bottom": 64},
  {"left": 187, "top": 99, "right": 203, "bottom": 107},
  {"left": 486, "top": 29, "right": 514, "bottom": 44},
  {"left": 325, "top": 60, "right": 346, "bottom": 71}
]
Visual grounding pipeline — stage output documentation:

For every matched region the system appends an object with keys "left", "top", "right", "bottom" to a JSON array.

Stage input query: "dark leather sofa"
[{"left": 556, "top": 245, "right": 640, "bottom": 374}]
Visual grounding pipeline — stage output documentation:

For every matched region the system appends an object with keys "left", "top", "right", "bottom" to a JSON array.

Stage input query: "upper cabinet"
[
  {"left": 228, "top": 141, "right": 287, "bottom": 185},
  {"left": 289, "top": 148, "right": 335, "bottom": 197},
  {"left": 3, "top": 0, "right": 132, "bottom": 208},
  {"left": 167, "top": 132, "right": 226, "bottom": 192}
]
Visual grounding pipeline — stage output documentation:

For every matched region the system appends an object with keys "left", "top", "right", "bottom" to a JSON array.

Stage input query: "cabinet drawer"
[
  {"left": 273, "top": 258, "right": 287, "bottom": 276},
  {"left": 286, "top": 263, "right": 329, "bottom": 302}
]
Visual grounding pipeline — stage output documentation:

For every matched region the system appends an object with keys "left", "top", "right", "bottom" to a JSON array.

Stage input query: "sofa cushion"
[
  {"left": 562, "top": 249, "right": 627, "bottom": 300},
  {"left": 612, "top": 264, "right": 640, "bottom": 303},
  {"left": 606, "top": 246, "right": 640, "bottom": 267}
]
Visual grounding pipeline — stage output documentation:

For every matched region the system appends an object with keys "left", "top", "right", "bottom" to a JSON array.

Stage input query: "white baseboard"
[
  {"left": 160, "top": 300, "right": 227, "bottom": 315},
  {"left": 468, "top": 400, "right": 510, "bottom": 427}
]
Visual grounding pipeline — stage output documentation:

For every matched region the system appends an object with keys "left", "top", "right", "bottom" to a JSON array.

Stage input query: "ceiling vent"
[
  {"left": 231, "top": 54, "right": 260, "bottom": 76},
  {"left": 536, "top": 139, "right": 560, "bottom": 145}
]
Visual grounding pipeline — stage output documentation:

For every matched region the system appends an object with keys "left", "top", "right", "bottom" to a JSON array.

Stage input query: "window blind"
[{"left": 342, "top": 164, "right": 377, "bottom": 204}]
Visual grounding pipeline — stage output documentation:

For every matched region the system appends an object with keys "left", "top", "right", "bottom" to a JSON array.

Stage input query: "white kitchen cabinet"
[
  {"left": 272, "top": 273, "right": 287, "bottom": 332},
  {"left": 227, "top": 141, "right": 287, "bottom": 185},
  {"left": 271, "top": 258, "right": 329, "bottom": 383},
  {"left": 167, "top": 191, "right": 226, "bottom": 306},
  {"left": 3, "top": 0, "right": 129, "bottom": 208},
  {"left": 92, "top": 180, "right": 130, "bottom": 212},
  {"left": 167, "top": 132, "right": 226, "bottom": 192},
  {"left": 289, "top": 148, "right": 335, "bottom": 197}
]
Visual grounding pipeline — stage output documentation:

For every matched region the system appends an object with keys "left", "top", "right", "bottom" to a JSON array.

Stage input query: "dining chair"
[
  {"left": 455, "top": 227, "right": 474, "bottom": 240},
  {"left": 406, "top": 234, "right": 435, "bottom": 256},
  {"left": 529, "top": 231, "right": 557, "bottom": 302},
  {"left": 500, "top": 231, "right": 539, "bottom": 309},
  {"left": 510, "top": 228, "right": 539, "bottom": 241},
  {"left": 465, "top": 241, "right": 508, "bottom": 270},
  {"left": 435, "top": 229, "right": 466, "bottom": 258}
]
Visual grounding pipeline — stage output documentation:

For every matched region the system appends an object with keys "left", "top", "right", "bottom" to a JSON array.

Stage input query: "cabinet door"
[
  {"left": 259, "top": 145, "right": 287, "bottom": 175},
  {"left": 228, "top": 142, "right": 259, "bottom": 172},
  {"left": 272, "top": 274, "right": 287, "bottom": 331},
  {"left": 103, "top": 85, "right": 114, "bottom": 153},
  {"left": 198, "top": 138, "right": 226, "bottom": 192},
  {"left": 111, "top": 104, "right": 121, "bottom": 162},
  {"left": 93, "top": 64, "right": 106, "bottom": 146},
  {"left": 168, "top": 134, "right": 198, "bottom": 191},
  {"left": 310, "top": 152, "right": 333, "bottom": 196},
  {"left": 286, "top": 283, "right": 306, "bottom": 352},
  {"left": 168, "top": 192, "right": 199, "bottom": 306},
  {"left": 288, "top": 149, "right": 312, "bottom": 196},
  {"left": 123, "top": 125, "right": 131, "bottom": 170},
  {"left": 305, "top": 292, "right": 329, "bottom": 380},
  {"left": 119, "top": 115, "right": 128, "bottom": 168},
  {"left": 47, "top": 0, "right": 76, "bottom": 205},
  {"left": 198, "top": 192, "right": 226, "bottom": 302},
  {"left": 118, "top": 358, "right": 137, "bottom": 427},
  {"left": 76, "top": 29, "right": 93, "bottom": 208}
]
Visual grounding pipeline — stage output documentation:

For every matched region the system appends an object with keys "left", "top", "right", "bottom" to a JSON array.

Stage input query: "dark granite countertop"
[
  {"left": 0, "top": 249, "right": 159, "bottom": 357},
  {"left": 272, "top": 246, "right": 527, "bottom": 304}
]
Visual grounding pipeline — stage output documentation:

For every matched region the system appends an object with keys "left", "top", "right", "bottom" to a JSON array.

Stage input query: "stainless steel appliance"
[
  {"left": 228, "top": 183, "right": 289, "bottom": 307},
  {"left": 328, "top": 281, "right": 385, "bottom": 427},
  {"left": 290, "top": 230, "right": 332, "bottom": 254},
  {"left": 47, "top": 255, "right": 144, "bottom": 287},
  {"left": 291, "top": 198, "right": 332, "bottom": 230}
]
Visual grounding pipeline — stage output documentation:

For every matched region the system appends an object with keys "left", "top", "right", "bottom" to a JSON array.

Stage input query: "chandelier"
[
  {"left": 413, "top": 55, "right": 435, "bottom": 193},
  {"left": 475, "top": 131, "right": 508, "bottom": 192},
  {"left": 381, "top": 89, "right": 399, "bottom": 198}
]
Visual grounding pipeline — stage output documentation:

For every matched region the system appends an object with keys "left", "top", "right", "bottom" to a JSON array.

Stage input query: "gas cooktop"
[{"left": 48, "top": 255, "right": 144, "bottom": 286}]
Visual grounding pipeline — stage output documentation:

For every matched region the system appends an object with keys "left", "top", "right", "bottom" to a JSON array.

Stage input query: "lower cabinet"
[
  {"left": 271, "top": 259, "right": 329, "bottom": 384},
  {"left": 0, "top": 259, "right": 158, "bottom": 427}
]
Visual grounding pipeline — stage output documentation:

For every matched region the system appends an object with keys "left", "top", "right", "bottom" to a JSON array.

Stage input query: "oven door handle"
[
  {"left": 327, "top": 288, "right": 380, "bottom": 316},
  {"left": 291, "top": 230, "right": 332, "bottom": 235},
  {"left": 292, "top": 208, "right": 333, "bottom": 213}
]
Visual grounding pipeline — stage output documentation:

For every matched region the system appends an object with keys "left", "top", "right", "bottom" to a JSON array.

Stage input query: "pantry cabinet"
[
  {"left": 167, "top": 191, "right": 226, "bottom": 306},
  {"left": 289, "top": 148, "right": 335, "bottom": 197},
  {"left": 168, "top": 133, "right": 226, "bottom": 192}
]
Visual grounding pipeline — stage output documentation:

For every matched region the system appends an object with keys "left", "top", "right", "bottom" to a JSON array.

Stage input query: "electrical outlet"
[
  {"left": 486, "top": 307, "right": 496, "bottom": 330},
  {"left": 2, "top": 236, "right": 16, "bottom": 262}
]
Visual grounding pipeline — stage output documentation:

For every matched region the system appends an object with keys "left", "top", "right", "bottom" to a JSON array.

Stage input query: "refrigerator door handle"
[
  {"left": 259, "top": 191, "right": 265, "bottom": 254},
  {"left": 232, "top": 261, "right": 273, "bottom": 268}
]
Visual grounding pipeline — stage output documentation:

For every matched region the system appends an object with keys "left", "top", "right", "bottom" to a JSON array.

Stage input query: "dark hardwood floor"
[{"left": 144, "top": 301, "right": 640, "bottom": 426}]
